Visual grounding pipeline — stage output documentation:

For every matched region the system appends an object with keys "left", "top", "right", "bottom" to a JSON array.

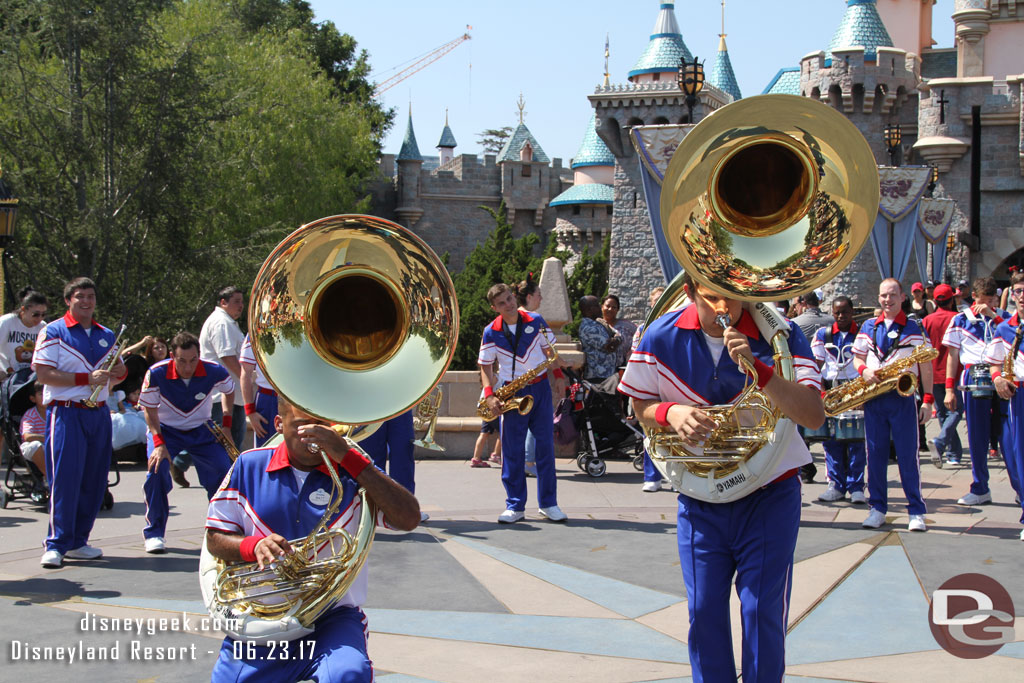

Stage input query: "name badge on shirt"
[
  {"left": 309, "top": 488, "right": 331, "bottom": 506},
  {"left": 887, "top": 330, "right": 899, "bottom": 339},
  {"left": 99, "top": 339, "right": 109, "bottom": 348},
  {"left": 195, "top": 392, "right": 206, "bottom": 401},
  {"left": 525, "top": 326, "right": 534, "bottom": 334}
]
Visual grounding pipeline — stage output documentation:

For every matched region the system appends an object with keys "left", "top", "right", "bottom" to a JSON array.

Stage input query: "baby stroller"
[
  {"left": 0, "top": 368, "right": 48, "bottom": 508},
  {"left": 566, "top": 369, "right": 645, "bottom": 477}
]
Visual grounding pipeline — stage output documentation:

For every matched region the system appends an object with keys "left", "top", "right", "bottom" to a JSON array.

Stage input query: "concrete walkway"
[{"left": 1, "top": 431, "right": 1022, "bottom": 682}]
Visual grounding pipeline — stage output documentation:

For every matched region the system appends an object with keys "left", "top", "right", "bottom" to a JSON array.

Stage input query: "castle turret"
[
  {"left": 708, "top": 2, "right": 741, "bottom": 102},
  {"left": 496, "top": 97, "right": 559, "bottom": 228},
  {"left": 436, "top": 112, "right": 457, "bottom": 167},
  {"left": 550, "top": 113, "right": 614, "bottom": 262},
  {"left": 394, "top": 108, "right": 424, "bottom": 227},
  {"left": 826, "top": 0, "right": 895, "bottom": 63},
  {"left": 628, "top": 1, "right": 692, "bottom": 84}
]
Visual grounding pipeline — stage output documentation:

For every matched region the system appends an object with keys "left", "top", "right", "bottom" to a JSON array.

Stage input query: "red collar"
[
  {"left": 62, "top": 310, "right": 94, "bottom": 328},
  {"left": 265, "top": 441, "right": 339, "bottom": 477},
  {"left": 874, "top": 311, "right": 907, "bottom": 326},
  {"left": 166, "top": 358, "right": 208, "bottom": 380},
  {"left": 1012, "top": 313, "right": 1020, "bottom": 327},
  {"left": 490, "top": 310, "right": 535, "bottom": 331},
  {"left": 832, "top": 320, "right": 859, "bottom": 336},
  {"left": 674, "top": 305, "right": 760, "bottom": 339}
]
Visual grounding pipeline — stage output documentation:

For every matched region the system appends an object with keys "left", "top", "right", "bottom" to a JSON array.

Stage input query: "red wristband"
[
  {"left": 923, "top": 393, "right": 935, "bottom": 404},
  {"left": 655, "top": 402, "right": 677, "bottom": 427},
  {"left": 222, "top": 415, "right": 232, "bottom": 429},
  {"left": 339, "top": 448, "right": 372, "bottom": 479},
  {"left": 239, "top": 535, "right": 261, "bottom": 563},
  {"left": 991, "top": 370, "right": 1002, "bottom": 380},
  {"left": 244, "top": 403, "right": 257, "bottom": 416},
  {"left": 552, "top": 368, "right": 565, "bottom": 379},
  {"left": 993, "top": 316, "right": 1004, "bottom": 325},
  {"left": 944, "top": 377, "right": 955, "bottom": 389},
  {"left": 753, "top": 358, "right": 774, "bottom": 390},
  {"left": 151, "top": 432, "right": 165, "bottom": 448},
  {"left": 857, "top": 365, "right": 868, "bottom": 377},
  {"left": 483, "top": 385, "right": 495, "bottom": 398},
  {"left": 74, "top": 372, "right": 90, "bottom": 386}
]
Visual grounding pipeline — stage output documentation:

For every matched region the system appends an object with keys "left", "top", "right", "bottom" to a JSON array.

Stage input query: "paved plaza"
[{"left": 2, "top": 426, "right": 1023, "bottom": 682}]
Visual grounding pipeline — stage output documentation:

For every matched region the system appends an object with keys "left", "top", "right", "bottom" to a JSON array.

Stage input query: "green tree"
[
  {"left": 562, "top": 232, "right": 611, "bottom": 337},
  {"left": 476, "top": 126, "right": 514, "bottom": 155}
]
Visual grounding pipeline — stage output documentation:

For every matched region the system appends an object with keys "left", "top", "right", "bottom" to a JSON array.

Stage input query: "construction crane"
[{"left": 373, "top": 27, "right": 472, "bottom": 97}]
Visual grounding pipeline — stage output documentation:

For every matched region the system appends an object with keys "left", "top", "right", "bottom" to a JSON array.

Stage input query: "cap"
[
  {"left": 934, "top": 284, "right": 955, "bottom": 301},
  {"left": 958, "top": 279, "right": 969, "bottom": 288},
  {"left": 926, "top": 280, "right": 935, "bottom": 288},
  {"left": 911, "top": 282, "right": 924, "bottom": 292}
]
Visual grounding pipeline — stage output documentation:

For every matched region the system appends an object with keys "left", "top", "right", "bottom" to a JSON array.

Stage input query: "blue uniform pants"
[
  {"left": 961, "top": 389, "right": 1006, "bottom": 495},
  {"left": 500, "top": 378, "right": 557, "bottom": 510},
  {"left": 864, "top": 393, "right": 925, "bottom": 515},
  {"left": 44, "top": 405, "right": 112, "bottom": 554},
  {"left": 643, "top": 449, "right": 661, "bottom": 483},
  {"left": 143, "top": 424, "right": 232, "bottom": 539},
  {"left": 212, "top": 606, "right": 372, "bottom": 682},
  {"left": 677, "top": 475, "right": 801, "bottom": 683},
  {"left": 254, "top": 390, "right": 279, "bottom": 448},
  {"left": 1008, "top": 391, "right": 1024, "bottom": 521},
  {"left": 360, "top": 410, "right": 415, "bottom": 493},
  {"left": 822, "top": 438, "right": 866, "bottom": 494}
]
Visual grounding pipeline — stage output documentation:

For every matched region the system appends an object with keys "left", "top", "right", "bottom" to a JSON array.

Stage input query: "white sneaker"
[
  {"left": 498, "top": 509, "right": 525, "bottom": 524},
  {"left": 65, "top": 544, "right": 103, "bottom": 560},
  {"left": 927, "top": 438, "right": 943, "bottom": 469},
  {"left": 1019, "top": 529, "right": 1024, "bottom": 542},
  {"left": 420, "top": 511, "right": 430, "bottom": 522},
  {"left": 642, "top": 481, "right": 661, "bottom": 493},
  {"left": 144, "top": 537, "right": 166, "bottom": 554},
  {"left": 957, "top": 491, "right": 992, "bottom": 506},
  {"left": 539, "top": 505, "right": 568, "bottom": 522},
  {"left": 862, "top": 509, "right": 887, "bottom": 529},
  {"left": 849, "top": 491, "right": 867, "bottom": 505},
  {"left": 40, "top": 550, "right": 63, "bottom": 568},
  {"left": 908, "top": 514, "right": 927, "bottom": 532},
  {"left": 817, "top": 483, "right": 846, "bottom": 502}
]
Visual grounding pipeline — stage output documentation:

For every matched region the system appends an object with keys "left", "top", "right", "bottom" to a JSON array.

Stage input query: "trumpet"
[
  {"left": 82, "top": 324, "right": 128, "bottom": 408},
  {"left": 412, "top": 387, "right": 445, "bottom": 451},
  {"left": 205, "top": 419, "right": 241, "bottom": 461}
]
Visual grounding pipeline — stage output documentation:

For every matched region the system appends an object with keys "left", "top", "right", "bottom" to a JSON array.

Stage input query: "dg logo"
[{"left": 928, "top": 573, "right": 1015, "bottom": 659}]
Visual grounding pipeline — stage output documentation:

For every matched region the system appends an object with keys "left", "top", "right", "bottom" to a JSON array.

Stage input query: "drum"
[
  {"left": 965, "top": 364, "right": 995, "bottom": 399},
  {"left": 831, "top": 410, "right": 865, "bottom": 441},
  {"left": 804, "top": 419, "right": 833, "bottom": 443}
]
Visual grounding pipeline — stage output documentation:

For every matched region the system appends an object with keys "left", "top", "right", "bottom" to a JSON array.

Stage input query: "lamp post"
[
  {"left": 927, "top": 164, "right": 939, "bottom": 197},
  {"left": 883, "top": 122, "right": 902, "bottom": 167},
  {"left": 0, "top": 159, "right": 19, "bottom": 315},
  {"left": 677, "top": 56, "right": 705, "bottom": 124}
]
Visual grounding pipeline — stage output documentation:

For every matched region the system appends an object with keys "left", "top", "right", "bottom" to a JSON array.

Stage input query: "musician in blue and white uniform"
[
  {"left": 984, "top": 271, "right": 1024, "bottom": 541},
  {"left": 139, "top": 331, "right": 234, "bottom": 554},
  {"left": 205, "top": 396, "right": 420, "bottom": 681},
  {"left": 240, "top": 333, "right": 278, "bottom": 448},
  {"left": 479, "top": 283, "right": 567, "bottom": 524},
  {"left": 942, "top": 277, "right": 1009, "bottom": 506},
  {"left": 620, "top": 272, "right": 823, "bottom": 683},
  {"left": 810, "top": 295, "right": 867, "bottom": 504},
  {"left": 33, "top": 277, "right": 127, "bottom": 569},
  {"left": 851, "top": 278, "right": 934, "bottom": 532}
]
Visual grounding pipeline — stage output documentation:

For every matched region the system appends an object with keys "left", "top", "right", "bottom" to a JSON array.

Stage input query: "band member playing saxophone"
[
  {"left": 479, "top": 283, "right": 567, "bottom": 524},
  {"left": 139, "top": 332, "right": 235, "bottom": 554},
  {"left": 205, "top": 396, "right": 420, "bottom": 682},
  {"left": 621, "top": 273, "right": 824, "bottom": 683}
]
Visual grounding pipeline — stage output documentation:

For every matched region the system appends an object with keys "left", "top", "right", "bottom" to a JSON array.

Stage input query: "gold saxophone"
[
  {"left": 477, "top": 328, "right": 560, "bottom": 421},
  {"left": 1003, "top": 323, "right": 1024, "bottom": 385},
  {"left": 823, "top": 345, "right": 938, "bottom": 417},
  {"left": 205, "top": 419, "right": 240, "bottom": 461}
]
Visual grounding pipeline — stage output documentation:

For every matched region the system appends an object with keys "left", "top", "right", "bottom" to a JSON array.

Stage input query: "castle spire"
[
  {"left": 397, "top": 107, "right": 422, "bottom": 161},
  {"left": 709, "top": 0, "right": 741, "bottom": 101},
  {"left": 628, "top": 1, "right": 692, "bottom": 82},
  {"left": 603, "top": 33, "right": 610, "bottom": 87},
  {"left": 827, "top": 0, "right": 893, "bottom": 63}
]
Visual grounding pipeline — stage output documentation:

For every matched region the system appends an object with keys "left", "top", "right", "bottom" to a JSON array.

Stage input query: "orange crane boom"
[{"left": 373, "top": 28, "right": 472, "bottom": 97}]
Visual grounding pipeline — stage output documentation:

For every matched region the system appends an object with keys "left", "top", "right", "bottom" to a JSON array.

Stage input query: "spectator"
[
  {"left": 0, "top": 287, "right": 48, "bottom": 380},
  {"left": 578, "top": 295, "right": 621, "bottom": 390},
  {"left": 792, "top": 290, "right": 833, "bottom": 342},
  {"left": 601, "top": 295, "right": 637, "bottom": 368},
  {"left": 910, "top": 282, "right": 935, "bottom": 317},
  {"left": 109, "top": 387, "right": 147, "bottom": 453},
  {"left": 631, "top": 285, "right": 670, "bottom": 493},
  {"left": 955, "top": 279, "right": 972, "bottom": 311},
  {"left": 922, "top": 284, "right": 962, "bottom": 467},
  {"left": 19, "top": 381, "right": 48, "bottom": 479}
]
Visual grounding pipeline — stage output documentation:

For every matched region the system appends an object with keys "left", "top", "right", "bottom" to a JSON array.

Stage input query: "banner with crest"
[
  {"left": 914, "top": 197, "right": 956, "bottom": 283},
  {"left": 630, "top": 125, "right": 690, "bottom": 282},
  {"left": 870, "top": 166, "right": 935, "bottom": 282}
]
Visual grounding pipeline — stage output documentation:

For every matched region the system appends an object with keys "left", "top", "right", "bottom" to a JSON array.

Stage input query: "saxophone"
[
  {"left": 205, "top": 419, "right": 241, "bottom": 461},
  {"left": 1002, "top": 323, "right": 1024, "bottom": 385},
  {"left": 823, "top": 344, "right": 939, "bottom": 417},
  {"left": 477, "top": 328, "right": 560, "bottom": 421}
]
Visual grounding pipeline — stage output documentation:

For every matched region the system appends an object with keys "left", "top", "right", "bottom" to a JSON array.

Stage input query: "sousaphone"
[
  {"left": 643, "top": 94, "right": 878, "bottom": 502},
  {"left": 199, "top": 215, "right": 458, "bottom": 642}
]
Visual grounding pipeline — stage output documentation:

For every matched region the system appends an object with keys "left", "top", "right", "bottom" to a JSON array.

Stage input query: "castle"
[{"left": 374, "top": 0, "right": 1024, "bottom": 321}]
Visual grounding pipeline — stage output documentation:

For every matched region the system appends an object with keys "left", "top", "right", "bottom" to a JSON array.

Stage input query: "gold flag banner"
[
  {"left": 917, "top": 197, "right": 956, "bottom": 244},
  {"left": 630, "top": 125, "right": 690, "bottom": 184},
  {"left": 877, "top": 166, "right": 932, "bottom": 222}
]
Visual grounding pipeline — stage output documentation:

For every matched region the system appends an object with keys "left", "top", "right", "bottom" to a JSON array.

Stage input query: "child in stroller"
[
  {"left": 1, "top": 368, "right": 48, "bottom": 507},
  {"left": 566, "top": 369, "right": 645, "bottom": 477}
]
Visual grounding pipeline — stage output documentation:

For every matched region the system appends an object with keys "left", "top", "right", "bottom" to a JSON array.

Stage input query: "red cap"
[
  {"left": 934, "top": 284, "right": 955, "bottom": 301},
  {"left": 911, "top": 282, "right": 924, "bottom": 292}
]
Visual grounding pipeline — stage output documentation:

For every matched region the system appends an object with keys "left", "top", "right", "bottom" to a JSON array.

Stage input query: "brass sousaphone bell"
[
  {"left": 199, "top": 215, "right": 458, "bottom": 642},
  {"left": 644, "top": 94, "right": 879, "bottom": 502}
]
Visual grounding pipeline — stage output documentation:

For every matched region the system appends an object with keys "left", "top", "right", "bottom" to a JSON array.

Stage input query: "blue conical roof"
[
  {"left": 571, "top": 113, "right": 614, "bottom": 169},
  {"left": 827, "top": 0, "right": 893, "bottom": 62},
  {"left": 709, "top": 36, "right": 741, "bottom": 101},
  {"left": 629, "top": 2, "right": 692, "bottom": 80},
  {"left": 761, "top": 67, "right": 801, "bottom": 95},
  {"left": 437, "top": 123, "right": 457, "bottom": 149},
  {"left": 397, "top": 110, "right": 422, "bottom": 161},
  {"left": 550, "top": 183, "right": 614, "bottom": 207},
  {"left": 496, "top": 123, "right": 550, "bottom": 163}
]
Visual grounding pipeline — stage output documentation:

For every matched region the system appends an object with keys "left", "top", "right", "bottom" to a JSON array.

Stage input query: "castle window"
[
  {"left": 522, "top": 164, "right": 532, "bottom": 177},
  {"left": 606, "top": 206, "right": 612, "bottom": 216},
  {"left": 652, "top": 72, "right": 661, "bottom": 82},
  {"left": 573, "top": 205, "right": 581, "bottom": 215}
]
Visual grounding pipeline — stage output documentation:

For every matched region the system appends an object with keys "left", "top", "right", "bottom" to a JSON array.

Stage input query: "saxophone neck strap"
[{"left": 501, "top": 313, "right": 525, "bottom": 380}]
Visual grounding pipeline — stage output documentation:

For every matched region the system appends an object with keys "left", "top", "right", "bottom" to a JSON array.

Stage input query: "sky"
[{"left": 311, "top": 1, "right": 957, "bottom": 163}]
